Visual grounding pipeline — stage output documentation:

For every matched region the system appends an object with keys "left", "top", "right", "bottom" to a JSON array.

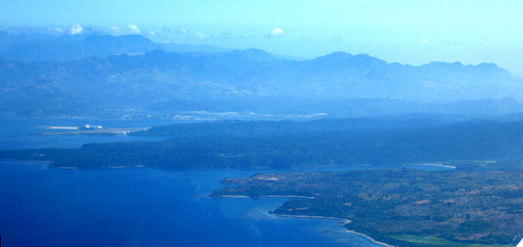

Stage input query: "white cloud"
[
  {"left": 127, "top": 24, "right": 141, "bottom": 34},
  {"left": 110, "top": 26, "right": 121, "bottom": 33},
  {"left": 422, "top": 38, "right": 429, "bottom": 44},
  {"left": 160, "top": 27, "right": 189, "bottom": 37},
  {"left": 53, "top": 27, "right": 63, "bottom": 33},
  {"left": 196, "top": 32, "right": 209, "bottom": 38},
  {"left": 67, "top": 24, "right": 84, "bottom": 35},
  {"left": 269, "top": 27, "right": 285, "bottom": 37},
  {"left": 149, "top": 31, "right": 156, "bottom": 35}
]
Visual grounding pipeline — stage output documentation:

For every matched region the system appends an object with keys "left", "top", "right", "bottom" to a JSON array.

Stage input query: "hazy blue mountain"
[
  {"left": 1, "top": 41, "right": 522, "bottom": 117},
  {"left": 0, "top": 32, "right": 227, "bottom": 62},
  {"left": 160, "top": 42, "right": 228, "bottom": 54},
  {"left": 0, "top": 32, "right": 154, "bottom": 62}
]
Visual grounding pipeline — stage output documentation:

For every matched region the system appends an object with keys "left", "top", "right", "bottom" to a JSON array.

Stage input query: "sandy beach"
[
  {"left": 275, "top": 213, "right": 395, "bottom": 247},
  {"left": 262, "top": 195, "right": 315, "bottom": 199},
  {"left": 215, "top": 195, "right": 250, "bottom": 198},
  {"left": 344, "top": 230, "right": 395, "bottom": 247},
  {"left": 217, "top": 194, "right": 393, "bottom": 246},
  {"left": 274, "top": 213, "right": 351, "bottom": 224},
  {"left": 409, "top": 163, "right": 456, "bottom": 169}
]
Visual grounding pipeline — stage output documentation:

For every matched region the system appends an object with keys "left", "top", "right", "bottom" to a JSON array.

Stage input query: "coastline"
[
  {"left": 261, "top": 195, "right": 315, "bottom": 199},
  {"left": 344, "top": 230, "right": 395, "bottom": 247},
  {"left": 54, "top": 165, "right": 146, "bottom": 169},
  {"left": 215, "top": 194, "right": 393, "bottom": 246},
  {"left": 216, "top": 195, "right": 250, "bottom": 198},
  {"left": 409, "top": 163, "right": 456, "bottom": 169},
  {"left": 274, "top": 213, "right": 351, "bottom": 224},
  {"left": 213, "top": 195, "right": 315, "bottom": 199},
  {"left": 41, "top": 127, "right": 150, "bottom": 136},
  {"left": 274, "top": 213, "right": 393, "bottom": 247}
]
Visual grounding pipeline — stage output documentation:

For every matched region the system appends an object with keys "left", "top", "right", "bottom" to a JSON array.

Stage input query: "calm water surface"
[
  {"left": 0, "top": 162, "right": 388, "bottom": 247},
  {"left": 0, "top": 115, "right": 396, "bottom": 247}
]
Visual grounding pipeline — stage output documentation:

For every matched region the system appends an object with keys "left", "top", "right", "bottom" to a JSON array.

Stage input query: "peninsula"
[{"left": 212, "top": 169, "right": 523, "bottom": 246}]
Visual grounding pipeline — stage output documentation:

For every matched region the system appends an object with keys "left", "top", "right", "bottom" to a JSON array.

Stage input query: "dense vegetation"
[
  {"left": 3, "top": 118, "right": 523, "bottom": 246},
  {"left": 133, "top": 118, "right": 444, "bottom": 137},
  {"left": 212, "top": 169, "right": 523, "bottom": 246},
  {"left": 2, "top": 120, "right": 523, "bottom": 169}
]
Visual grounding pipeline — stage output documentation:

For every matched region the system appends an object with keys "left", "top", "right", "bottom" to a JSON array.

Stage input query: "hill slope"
[{"left": 1, "top": 45, "right": 522, "bottom": 117}]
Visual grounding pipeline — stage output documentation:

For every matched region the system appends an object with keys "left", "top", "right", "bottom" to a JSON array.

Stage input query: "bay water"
[{"left": 0, "top": 115, "right": 392, "bottom": 247}]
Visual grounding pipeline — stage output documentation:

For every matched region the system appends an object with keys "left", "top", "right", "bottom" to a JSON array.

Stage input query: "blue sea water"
[
  {"left": 0, "top": 162, "right": 388, "bottom": 247},
  {"left": 0, "top": 115, "right": 392, "bottom": 247}
]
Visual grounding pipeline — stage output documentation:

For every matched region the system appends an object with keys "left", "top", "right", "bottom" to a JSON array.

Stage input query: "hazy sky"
[{"left": 2, "top": 0, "right": 523, "bottom": 76}]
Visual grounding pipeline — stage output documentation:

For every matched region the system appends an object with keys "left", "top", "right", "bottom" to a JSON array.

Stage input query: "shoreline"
[
  {"left": 344, "top": 230, "right": 395, "bottom": 247},
  {"left": 40, "top": 127, "right": 150, "bottom": 136},
  {"left": 261, "top": 195, "right": 315, "bottom": 199},
  {"left": 216, "top": 194, "right": 393, "bottom": 246},
  {"left": 274, "top": 213, "right": 351, "bottom": 224},
  {"left": 408, "top": 163, "right": 456, "bottom": 169},
  {"left": 216, "top": 195, "right": 250, "bottom": 198},
  {"left": 274, "top": 213, "right": 393, "bottom": 247},
  {"left": 213, "top": 194, "right": 315, "bottom": 199},
  {"left": 54, "top": 165, "right": 146, "bottom": 169}
]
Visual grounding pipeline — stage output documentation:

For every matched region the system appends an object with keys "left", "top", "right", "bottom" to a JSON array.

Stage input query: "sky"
[{"left": 1, "top": 0, "right": 523, "bottom": 76}]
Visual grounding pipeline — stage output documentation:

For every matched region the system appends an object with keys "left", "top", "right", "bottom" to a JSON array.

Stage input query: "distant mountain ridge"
[
  {"left": 0, "top": 31, "right": 227, "bottom": 62},
  {"left": 0, "top": 32, "right": 522, "bottom": 117}
]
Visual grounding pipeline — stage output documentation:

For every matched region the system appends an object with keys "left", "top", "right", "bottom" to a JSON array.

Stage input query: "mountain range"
[
  {"left": 0, "top": 31, "right": 227, "bottom": 62},
  {"left": 0, "top": 32, "right": 522, "bottom": 118}
]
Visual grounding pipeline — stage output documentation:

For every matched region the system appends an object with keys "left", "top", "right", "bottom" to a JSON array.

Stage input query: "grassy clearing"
[{"left": 389, "top": 235, "right": 513, "bottom": 247}]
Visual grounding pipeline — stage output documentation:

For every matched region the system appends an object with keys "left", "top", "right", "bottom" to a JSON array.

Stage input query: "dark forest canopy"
[
  {"left": 2, "top": 119, "right": 523, "bottom": 170},
  {"left": 132, "top": 117, "right": 449, "bottom": 137}
]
